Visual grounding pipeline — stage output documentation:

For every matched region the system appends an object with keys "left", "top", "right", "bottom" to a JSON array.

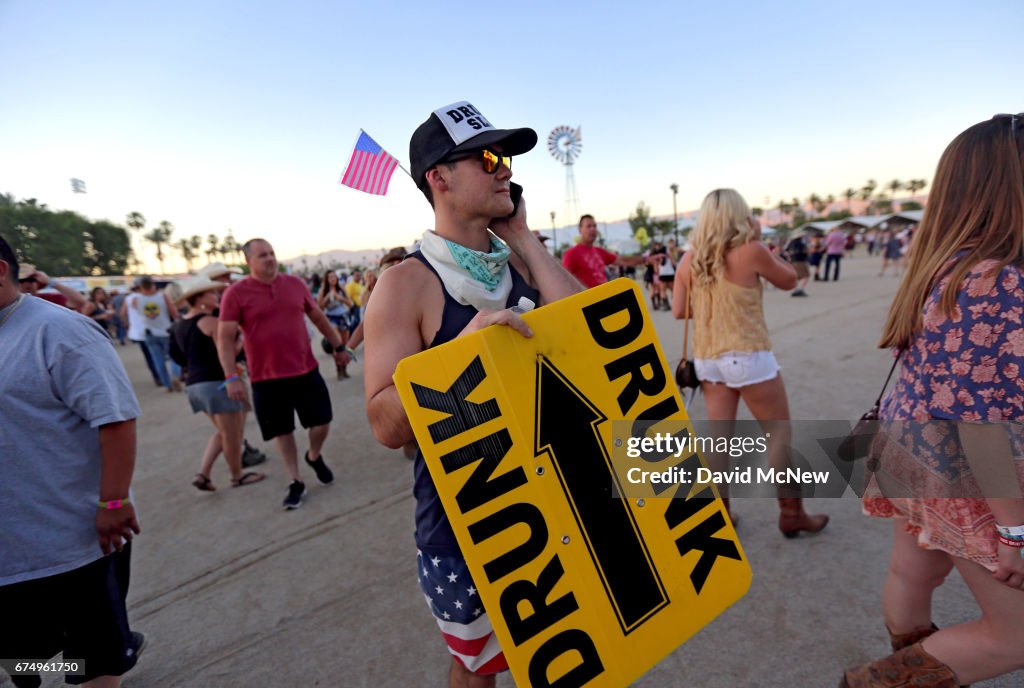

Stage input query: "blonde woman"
[
  {"left": 840, "top": 114, "right": 1024, "bottom": 687},
  {"left": 672, "top": 188, "right": 828, "bottom": 536}
]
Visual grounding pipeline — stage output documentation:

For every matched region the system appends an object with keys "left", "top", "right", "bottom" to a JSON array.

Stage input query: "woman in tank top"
[
  {"left": 672, "top": 188, "right": 828, "bottom": 537},
  {"left": 317, "top": 270, "right": 354, "bottom": 378},
  {"left": 170, "top": 277, "right": 265, "bottom": 491}
]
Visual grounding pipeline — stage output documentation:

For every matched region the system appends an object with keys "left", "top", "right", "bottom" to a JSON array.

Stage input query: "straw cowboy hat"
[
  {"left": 17, "top": 263, "right": 40, "bottom": 280},
  {"left": 175, "top": 275, "right": 227, "bottom": 305},
  {"left": 197, "top": 262, "right": 242, "bottom": 280}
]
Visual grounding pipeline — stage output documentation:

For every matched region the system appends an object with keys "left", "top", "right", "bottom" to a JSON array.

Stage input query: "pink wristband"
[{"left": 98, "top": 498, "right": 131, "bottom": 510}]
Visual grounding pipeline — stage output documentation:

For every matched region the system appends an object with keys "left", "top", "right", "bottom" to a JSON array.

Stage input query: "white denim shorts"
[{"left": 694, "top": 351, "right": 780, "bottom": 388}]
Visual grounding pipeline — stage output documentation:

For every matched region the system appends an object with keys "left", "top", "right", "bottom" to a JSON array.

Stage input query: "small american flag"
[{"left": 339, "top": 131, "right": 399, "bottom": 195}]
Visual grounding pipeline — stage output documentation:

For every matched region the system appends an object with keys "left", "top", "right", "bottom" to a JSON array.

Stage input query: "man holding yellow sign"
[{"left": 363, "top": 101, "right": 582, "bottom": 687}]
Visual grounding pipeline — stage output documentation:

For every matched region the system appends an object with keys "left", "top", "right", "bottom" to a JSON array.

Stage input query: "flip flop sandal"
[
  {"left": 192, "top": 473, "right": 216, "bottom": 491},
  {"left": 232, "top": 472, "right": 266, "bottom": 487}
]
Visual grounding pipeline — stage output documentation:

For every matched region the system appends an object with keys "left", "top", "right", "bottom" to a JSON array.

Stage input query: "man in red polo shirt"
[
  {"left": 217, "top": 238, "right": 350, "bottom": 510},
  {"left": 561, "top": 214, "right": 644, "bottom": 288}
]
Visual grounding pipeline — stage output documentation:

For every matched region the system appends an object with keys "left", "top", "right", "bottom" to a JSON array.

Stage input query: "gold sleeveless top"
[{"left": 691, "top": 278, "right": 772, "bottom": 358}]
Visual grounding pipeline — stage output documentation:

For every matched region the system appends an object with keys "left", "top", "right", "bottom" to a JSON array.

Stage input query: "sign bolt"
[
  {"left": 614, "top": 439, "right": 622, "bottom": 447},
  {"left": 561, "top": 535, "right": 570, "bottom": 545},
  {"left": 535, "top": 466, "right": 545, "bottom": 476},
  {"left": 636, "top": 498, "right": 646, "bottom": 507}
]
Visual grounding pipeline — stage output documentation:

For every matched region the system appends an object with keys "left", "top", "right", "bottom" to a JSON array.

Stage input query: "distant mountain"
[
  {"left": 282, "top": 248, "right": 396, "bottom": 272},
  {"left": 284, "top": 196, "right": 926, "bottom": 266}
]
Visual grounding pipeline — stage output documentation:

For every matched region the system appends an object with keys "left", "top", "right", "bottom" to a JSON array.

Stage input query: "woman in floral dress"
[{"left": 842, "top": 114, "right": 1024, "bottom": 686}]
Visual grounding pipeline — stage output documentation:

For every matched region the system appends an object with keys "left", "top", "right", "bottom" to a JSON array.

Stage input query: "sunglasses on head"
[
  {"left": 445, "top": 148, "right": 512, "bottom": 174},
  {"left": 994, "top": 112, "right": 1023, "bottom": 140}
]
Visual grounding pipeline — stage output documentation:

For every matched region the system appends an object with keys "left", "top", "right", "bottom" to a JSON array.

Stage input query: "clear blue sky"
[{"left": 1, "top": 1, "right": 1019, "bottom": 271}]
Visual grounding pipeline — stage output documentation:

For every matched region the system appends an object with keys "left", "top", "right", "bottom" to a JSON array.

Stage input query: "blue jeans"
[
  {"left": 145, "top": 334, "right": 173, "bottom": 389},
  {"left": 824, "top": 254, "right": 842, "bottom": 281}
]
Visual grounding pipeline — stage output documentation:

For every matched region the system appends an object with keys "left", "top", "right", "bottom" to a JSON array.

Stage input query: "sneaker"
[
  {"left": 128, "top": 631, "right": 148, "bottom": 659},
  {"left": 123, "top": 630, "right": 147, "bottom": 673},
  {"left": 283, "top": 480, "right": 306, "bottom": 510},
  {"left": 305, "top": 451, "right": 334, "bottom": 485},
  {"left": 791, "top": 289, "right": 808, "bottom": 297},
  {"left": 241, "top": 440, "right": 267, "bottom": 468}
]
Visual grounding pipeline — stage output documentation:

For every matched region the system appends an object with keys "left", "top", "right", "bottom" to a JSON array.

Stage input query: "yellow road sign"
[{"left": 394, "top": 279, "right": 751, "bottom": 687}]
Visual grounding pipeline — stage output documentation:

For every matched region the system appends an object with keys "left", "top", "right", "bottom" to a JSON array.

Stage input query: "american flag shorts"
[{"left": 416, "top": 550, "right": 508, "bottom": 675}]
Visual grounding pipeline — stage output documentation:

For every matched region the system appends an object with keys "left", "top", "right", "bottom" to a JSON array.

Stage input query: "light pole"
[
  {"left": 550, "top": 211, "right": 557, "bottom": 255},
  {"left": 670, "top": 183, "right": 679, "bottom": 243}
]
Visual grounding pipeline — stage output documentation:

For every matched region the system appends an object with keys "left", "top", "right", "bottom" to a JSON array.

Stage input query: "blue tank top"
[{"left": 409, "top": 250, "right": 539, "bottom": 555}]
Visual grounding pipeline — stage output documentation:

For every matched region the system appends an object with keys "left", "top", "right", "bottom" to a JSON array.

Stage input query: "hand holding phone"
[
  {"left": 506, "top": 182, "right": 523, "bottom": 219},
  {"left": 489, "top": 182, "right": 525, "bottom": 237}
]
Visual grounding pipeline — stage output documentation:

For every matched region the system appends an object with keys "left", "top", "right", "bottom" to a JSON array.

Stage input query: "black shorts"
[
  {"left": 251, "top": 368, "right": 333, "bottom": 441},
  {"left": 0, "top": 546, "right": 136, "bottom": 686}
]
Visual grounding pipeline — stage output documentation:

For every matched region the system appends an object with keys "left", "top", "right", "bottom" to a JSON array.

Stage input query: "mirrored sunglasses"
[{"left": 446, "top": 148, "right": 512, "bottom": 174}]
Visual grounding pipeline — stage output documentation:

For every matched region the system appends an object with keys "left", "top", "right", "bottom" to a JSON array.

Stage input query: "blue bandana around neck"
[{"left": 444, "top": 236, "right": 511, "bottom": 291}]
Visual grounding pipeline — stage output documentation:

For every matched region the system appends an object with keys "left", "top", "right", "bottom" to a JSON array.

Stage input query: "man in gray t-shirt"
[{"left": 0, "top": 235, "right": 145, "bottom": 687}]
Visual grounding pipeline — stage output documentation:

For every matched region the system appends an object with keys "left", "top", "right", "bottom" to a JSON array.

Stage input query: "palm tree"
[
  {"left": 843, "top": 188, "right": 857, "bottom": 213},
  {"left": 860, "top": 180, "right": 878, "bottom": 215},
  {"left": 189, "top": 235, "right": 202, "bottom": 265},
  {"left": 808, "top": 193, "right": 825, "bottom": 218},
  {"left": 144, "top": 221, "right": 174, "bottom": 274},
  {"left": 905, "top": 178, "right": 927, "bottom": 202},
  {"left": 126, "top": 212, "right": 145, "bottom": 237},
  {"left": 176, "top": 238, "right": 197, "bottom": 271},
  {"left": 206, "top": 234, "right": 220, "bottom": 262},
  {"left": 887, "top": 179, "right": 902, "bottom": 209},
  {"left": 221, "top": 234, "right": 241, "bottom": 264},
  {"left": 125, "top": 212, "right": 146, "bottom": 271}
]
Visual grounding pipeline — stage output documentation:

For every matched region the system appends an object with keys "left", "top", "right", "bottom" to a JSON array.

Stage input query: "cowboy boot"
[
  {"left": 840, "top": 642, "right": 959, "bottom": 687},
  {"left": 885, "top": 626, "right": 969, "bottom": 687},
  {"left": 777, "top": 497, "right": 829, "bottom": 538},
  {"left": 889, "top": 623, "right": 938, "bottom": 652}
]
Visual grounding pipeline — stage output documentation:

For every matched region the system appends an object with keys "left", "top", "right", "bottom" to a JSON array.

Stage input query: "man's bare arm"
[
  {"left": 216, "top": 319, "right": 241, "bottom": 378},
  {"left": 364, "top": 267, "right": 426, "bottom": 449},
  {"left": 216, "top": 318, "right": 249, "bottom": 402},
  {"left": 96, "top": 420, "right": 141, "bottom": 555},
  {"left": 34, "top": 271, "right": 88, "bottom": 310},
  {"left": 615, "top": 254, "right": 646, "bottom": 267},
  {"left": 308, "top": 305, "right": 344, "bottom": 349},
  {"left": 308, "top": 304, "right": 351, "bottom": 367}
]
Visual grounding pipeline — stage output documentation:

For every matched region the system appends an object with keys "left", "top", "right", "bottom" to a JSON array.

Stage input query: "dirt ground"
[{"left": 5, "top": 253, "right": 1022, "bottom": 687}]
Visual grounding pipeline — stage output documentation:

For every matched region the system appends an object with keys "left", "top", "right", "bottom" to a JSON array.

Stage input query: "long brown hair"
[{"left": 880, "top": 115, "right": 1024, "bottom": 349}]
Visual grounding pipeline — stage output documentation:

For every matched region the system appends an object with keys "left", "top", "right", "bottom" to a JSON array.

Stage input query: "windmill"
[{"left": 548, "top": 125, "right": 582, "bottom": 236}]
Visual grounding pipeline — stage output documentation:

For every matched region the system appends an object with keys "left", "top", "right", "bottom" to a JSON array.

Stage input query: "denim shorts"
[
  {"left": 186, "top": 381, "right": 250, "bottom": 415},
  {"left": 695, "top": 351, "right": 780, "bottom": 388}
]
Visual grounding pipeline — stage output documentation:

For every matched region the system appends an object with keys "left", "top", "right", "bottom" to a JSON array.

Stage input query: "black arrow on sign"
[{"left": 535, "top": 355, "right": 668, "bottom": 634}]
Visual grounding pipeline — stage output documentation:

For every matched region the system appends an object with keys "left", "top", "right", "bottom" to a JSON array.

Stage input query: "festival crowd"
[{"left": 1, "top": 109, "right": 1022, "bottom": 688}]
